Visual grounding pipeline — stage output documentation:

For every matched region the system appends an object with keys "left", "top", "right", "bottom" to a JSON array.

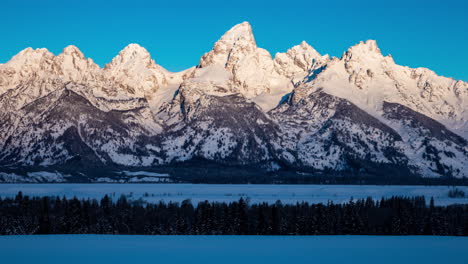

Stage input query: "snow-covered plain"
[
  {"left": 0, "top": 235, "right": 466, "bottom": 264},
  {"left": 0, "top": 184, "right": 467, "bottom": 206}
]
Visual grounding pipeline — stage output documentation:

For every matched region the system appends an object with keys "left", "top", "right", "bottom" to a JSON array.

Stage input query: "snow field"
[{"left": 0, "top": 184, "right": 466, "bottom": 206}]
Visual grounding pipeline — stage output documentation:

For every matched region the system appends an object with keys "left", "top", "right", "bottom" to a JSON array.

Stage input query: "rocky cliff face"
[{"left": 0, "top": 22, "right": 467, "bottom": 179}]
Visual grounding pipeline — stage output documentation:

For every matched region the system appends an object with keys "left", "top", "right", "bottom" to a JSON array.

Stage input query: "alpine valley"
[{"left": 0, "top": 22, "right": 467, "bottom": 183}]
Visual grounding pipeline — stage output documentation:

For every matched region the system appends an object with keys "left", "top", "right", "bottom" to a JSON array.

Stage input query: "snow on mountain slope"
[
  {"left": 0, "top": 46, "right": 100, "bottom": 109},
  {"left": 294, "top": 40, "right": 468, "bottom": 139},
  {"left": 0, "top": 85, "right": 162, "bottom": 166},
  {"left": 186, "top": 21, "right": 288, "bottom": 100},
  {"left": 270, "top": 90, "right": 410, "bottom": 174},
  {"left": 103, "top": 43, "right": 169, "bottom": 99},
  {"left": 0, "top": 44, "right": 191, "bottom": 109},
  {"left": 177, "top": 22, "right": 330, "bottom": 112},
  {"left": 382, "top": 102, "right": 468, "bottom": 177},
  {"left": 274, "top": 41, "right": 329, "bottom": 85},
  {"left": 276, "top": 40, "right": 468, "bottom": 176},
  {"left": 157, "top": 94, "right": 280, "bottom": 166},
  {"left": 271, "top": 87, "right": 468, "bottom": 177},
  {"left": 0, "top": 22, "right": 467, "bottom": 179}
]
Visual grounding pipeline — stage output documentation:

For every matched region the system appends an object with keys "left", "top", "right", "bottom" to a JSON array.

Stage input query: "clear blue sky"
[{"left": 2, "top": 0, "right": 467, "bottom": 81}]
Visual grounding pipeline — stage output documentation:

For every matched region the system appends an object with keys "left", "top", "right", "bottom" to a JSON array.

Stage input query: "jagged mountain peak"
[
  {"left": 5, "top": 45, "right": 95, "bottom": 71},
  {"left": 292, "top": 41, "right": 321, "bottom": 57},
  {"left": 56, "top": 45, "right": 99, "bottom": 72},
  {"left": 17, "top": 47, "right": 51, "bottom": 55},
  {"left": 187, "top": 21, "right": 287, "bottom": 100},
  {"left": 55, "top": 45, "right": 100, "bottom": 81},
  {"left": 281, "top": 41, "right": 326, "bottom": 64},
  {"left": 219, "top": 21, "right": 255, "bottom": 44},
  {"left": 6, "top": 47, "right": 54, "bottom": 66},
  {"left": 1, "top": 24, "right": 467, "bottom": 180},
  {"left": 198, "top": 22, "right": 258, "bottom": 69},
  {"left": 343, "top": 39, "right": 383, "bottom": 60},
  {"left": 192, "top": 23, "right": 331, "bottom": 103},
  {"left": 106, "top": 43, "right": 153, "bottom": 69},
  {"left": 299, "top": 40, "right": 309, "bottom": 47},
  {"left": 101, "top": 43, "right": 174, "bottom": 101},
  {"left": 293, "top": 37, "right": 468, "bottom": 139},
  {"left": 119, "top": 43, "right": 151, "bottom": 58},
  {"left": 274, "top": 41, "right": 329, "bottom": 82},
  {"left": 61, "top": 45, "right": 85, "bottom": 59},
  {"left": 352, "top": 39, "right": 380, "bottom": 52}
]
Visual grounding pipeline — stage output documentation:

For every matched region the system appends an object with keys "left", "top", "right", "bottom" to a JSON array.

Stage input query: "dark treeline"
[
  {"left": 3, "top": 162, "right": 468, "bottom": 185},
  {"left": 1, "top": 192, "right": 467, "bottom": 236}
]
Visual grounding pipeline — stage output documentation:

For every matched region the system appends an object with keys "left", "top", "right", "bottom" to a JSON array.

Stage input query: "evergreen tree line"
[{"left": 0, "top": 192, "right": 467, "bottom": 236}]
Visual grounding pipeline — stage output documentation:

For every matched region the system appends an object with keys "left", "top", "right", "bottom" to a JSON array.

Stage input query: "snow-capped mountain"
[{"left": 0, "top": 22, "right": 467, "bottom": 180}]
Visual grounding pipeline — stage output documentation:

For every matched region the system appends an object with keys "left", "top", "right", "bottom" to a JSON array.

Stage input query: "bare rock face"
[{"left": 0, "top": 22, "right": 467, "bottom": 179}]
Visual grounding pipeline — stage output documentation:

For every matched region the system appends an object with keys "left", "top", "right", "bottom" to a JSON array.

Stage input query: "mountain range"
[{"left": 0, "top": 22, "right": 467, "bottom": 181}]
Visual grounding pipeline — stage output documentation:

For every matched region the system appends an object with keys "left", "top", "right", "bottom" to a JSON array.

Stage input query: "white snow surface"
[
  {"left": 0, "top": 172, "right": 69, "bottom": 183},
  {"left": 0, "top": 184, "right": 466, "bottom": 206},
  {"left": 119, "top": 171, "right": 170, "bottom": 177}
]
